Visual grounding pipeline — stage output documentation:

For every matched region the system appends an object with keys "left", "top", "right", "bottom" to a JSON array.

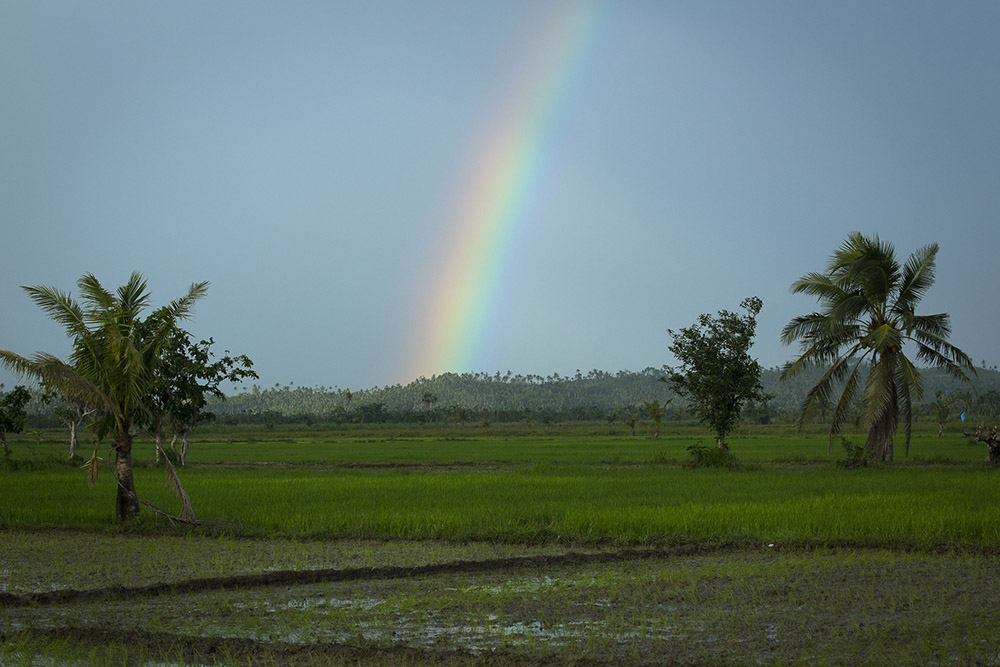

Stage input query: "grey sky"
[{"left": 2, "top": 1, "right": 999, "bottom": 393}]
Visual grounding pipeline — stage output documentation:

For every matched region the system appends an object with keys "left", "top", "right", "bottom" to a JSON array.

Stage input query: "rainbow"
[{"left": 409, "top": 2, "right": 604, "bottom": 380}]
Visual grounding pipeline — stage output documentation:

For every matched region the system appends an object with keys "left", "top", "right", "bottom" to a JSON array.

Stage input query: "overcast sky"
[{"left": 2, "top": 1, "right": 999, "bottom": 393}]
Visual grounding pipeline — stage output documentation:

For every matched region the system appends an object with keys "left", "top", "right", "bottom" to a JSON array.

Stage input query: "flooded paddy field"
[{"left": 3, "top": 532, "right": 1000, "bottom": 665}]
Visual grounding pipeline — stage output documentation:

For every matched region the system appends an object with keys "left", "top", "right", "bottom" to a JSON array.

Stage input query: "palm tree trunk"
[
  {"left": 865, "top": 383, "right": 897, "bottom": 463},
  {"left": 865, "top": 415, "right": 895, "bottom": 462},
  {"left": 113, "top": 429, "right": 140, "bottom": 522}
]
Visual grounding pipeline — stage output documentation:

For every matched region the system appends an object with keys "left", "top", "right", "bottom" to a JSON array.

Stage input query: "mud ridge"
[
  {"left": 195, "top": 460, "right": 538, "bottom": 472},
  {"left": 1, "top": 627, "right": 614, "bottom": 666},
  {"left": 0, "top": 544, "right": 713, "bottom": 608}
]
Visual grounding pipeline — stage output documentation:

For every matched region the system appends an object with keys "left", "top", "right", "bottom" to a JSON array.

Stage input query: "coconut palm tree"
[
  {"left": 0, "top": 272, "right": 207, "bottom": 521},
  {"left": 781, "top": 233, "right": 974, "bottom": 461}
]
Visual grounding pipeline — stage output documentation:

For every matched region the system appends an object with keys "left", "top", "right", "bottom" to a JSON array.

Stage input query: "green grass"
[{"left": 4, "top": 462, "right": 998, "bottom": 547}]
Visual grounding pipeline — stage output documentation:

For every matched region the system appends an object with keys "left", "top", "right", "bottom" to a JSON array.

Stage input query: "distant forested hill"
[
  {"left": 760, "top": 364, "right": 1000, "bottom": 418},
  {"left": 207, "top": 365, "right": 1000, "bottom": 422}
]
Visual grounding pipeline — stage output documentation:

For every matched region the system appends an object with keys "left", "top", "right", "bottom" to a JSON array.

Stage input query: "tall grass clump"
[{"left": 684, "top": 443, "right": 738, "bottom": 468}]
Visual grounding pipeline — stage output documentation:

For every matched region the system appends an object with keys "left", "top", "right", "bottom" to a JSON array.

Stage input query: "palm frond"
[
  {"left": 910, "top": 325, "right": 975, "bottom": 379},
  {"left": 833, "top": 232, "right": 896, "bottom": 272},
  {"left": 909, "top": 313, "right": 952, "bottom": 340},
  {"left": 895, "top": 355, "right": 918, "bottom": 454},
  {"left": 828, "top": 359, "right": 864, "bottom": 437},
  {"left": 167, "top": 281, "right": 209, "bottom": 321},
  {"left": 789, "top": 274, "right": 847, "bottom": 306},
  {"left": 0, "top": 350, "right": 42, "bottom": 382},
  {"left": 894, "top": 242, "right": 938, "bottom": 313},
  {"left": 77, "top": 273, "right": 118, "bottom": 317},
  {"left": 828, "top": 293, "right": 872, "bottom": 326},
  {"left": 21, "top": 285, "right": 88, "bottom": 339},
  {"left": 780, "top": 312, "right": 859, "bottom": 355},
  {"left": 894, "top": 351, "right": 923, "bottom": 401},
  {"left": 862, "top": 355, "right": 897, "bottom": 431},
  {"left": 780, "top": 312, "right": 827, "bottom": 347},
  {"left": 794, "top": 349, "right": 860, "bottom": 431},
  {"left": 28, "top": 352, "right": 116, "bottom": 416},
  {"left": 116, "top": 272, "right": 151, "bottom": 322},
  {"left": 780, "top": 354, "right": 812, "bottom": 382}
]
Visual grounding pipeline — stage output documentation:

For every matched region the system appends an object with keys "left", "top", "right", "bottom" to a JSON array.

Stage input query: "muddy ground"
[{"left": 4, "top": 531, "right": 1000, "bottom": 664}]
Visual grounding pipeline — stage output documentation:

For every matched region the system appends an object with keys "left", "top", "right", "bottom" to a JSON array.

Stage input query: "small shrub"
[
  {"left": 684, "top": 443, "right": 737, "bottom": 469},
  {"left": 837, "top": 436, "right": 871, "bottom": 469}
]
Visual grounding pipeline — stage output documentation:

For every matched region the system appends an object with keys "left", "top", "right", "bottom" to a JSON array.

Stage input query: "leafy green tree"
[
  {"left": 667, "top": 297, "right": 766, "bottom": 450},
  {"left": 0, "top": 272, "right": 207, "bottom": 521},
  {"left": 354, "top": 402, "right": 388, "bottom": 424},
  {"left": 0, "top": 385, "right": 32, "bottom": 456},
  {"left": 145, "top": 326, "right": 256, "bottom": 465},
  {"left": 978, "top": 389, "right": 1000, "bottom": 421},
  {"left": 781, "top": 233, "right": 974, "bottom": 461}
]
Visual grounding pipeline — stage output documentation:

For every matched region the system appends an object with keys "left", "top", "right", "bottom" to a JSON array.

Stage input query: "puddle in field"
[
  {"left": 1, "top": 581, "right": 73, "bottom": 594},
  {"left": 419, "top": 617, "right": 687, "bottom": 654},
  {"left": 455, "top": 575, "right": 567, "bottom": 595},
  {"left": 150, "top": 590, "right": 687, "bottom": 654},
  {"left": 238, "top": 596, "right": 384, "bottom": 613}
]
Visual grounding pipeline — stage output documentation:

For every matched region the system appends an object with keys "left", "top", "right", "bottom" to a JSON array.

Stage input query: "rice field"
[
  {"left": 3, "top": 464, "right": 999, "bottom": 548},
  {"left": 2, "top": 424, "right": 999, "bottom": 664}
]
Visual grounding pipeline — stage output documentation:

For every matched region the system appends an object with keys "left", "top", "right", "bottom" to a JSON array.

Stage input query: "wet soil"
[
  {"left": 2, "top": 627, "right": 611, "bottom": 666},
  {"left": 0, "top": 544, "right": 709, "bottom": 608}
]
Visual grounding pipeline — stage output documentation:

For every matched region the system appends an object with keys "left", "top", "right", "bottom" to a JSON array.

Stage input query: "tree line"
[{"left": 179, "top": 366, "right": 998, "bottom": 426}]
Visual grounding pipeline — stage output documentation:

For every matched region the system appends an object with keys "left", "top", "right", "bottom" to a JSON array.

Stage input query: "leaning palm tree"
[
  {"left": 0, "top": 272, "right": 207, "bottom": 521},
  {"left": 781, "top": 233, "right": 974, "bottom": 462}
]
